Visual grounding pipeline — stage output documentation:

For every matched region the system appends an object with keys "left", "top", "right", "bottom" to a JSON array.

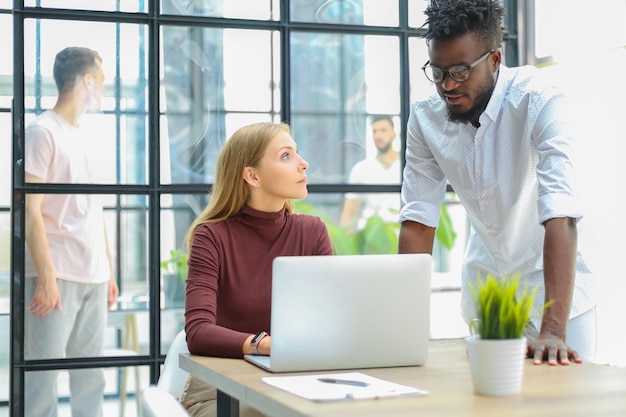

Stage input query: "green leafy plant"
[
  {"left": 436, "top": 203, "right": 456, "bottom": 251},
  {"left": 160, "top": 248, "right": 188, "bottom": 281},
  {"left": 293, "top": 201, "right": 397, "bottom": 254},
  {"left": 468, "top": 273, "right": 541, "bottom": 339}
]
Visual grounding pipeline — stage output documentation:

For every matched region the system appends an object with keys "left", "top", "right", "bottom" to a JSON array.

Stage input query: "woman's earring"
[{"left": 256, "top": 183, "right": 260, "bottom": 188}]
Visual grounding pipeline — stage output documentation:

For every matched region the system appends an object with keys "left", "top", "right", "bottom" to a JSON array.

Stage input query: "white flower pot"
[{"left": 465, "top": 335, "right": 527, "bottom": 396}]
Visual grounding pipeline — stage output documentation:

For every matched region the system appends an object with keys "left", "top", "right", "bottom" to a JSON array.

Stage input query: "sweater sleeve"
[
  {"left": 184, "top": 213, "right": 333, "bottom": 358},
  {"left": 184, "top": 225, "right": 250, "bottom": 358}
]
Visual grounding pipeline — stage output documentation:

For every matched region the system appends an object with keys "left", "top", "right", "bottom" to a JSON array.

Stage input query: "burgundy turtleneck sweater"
[{"left": 184, "top": 205, "right": 334, "bottom": 358}]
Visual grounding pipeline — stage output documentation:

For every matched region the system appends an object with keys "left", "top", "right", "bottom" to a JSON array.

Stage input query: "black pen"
[{"left": 318, "top": 378, "right": 369, "bottom": 387}]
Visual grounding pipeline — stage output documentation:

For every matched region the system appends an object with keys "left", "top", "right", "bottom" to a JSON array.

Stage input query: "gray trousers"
[{"left": 24, "top": 278, "right": 108, "bottom": 417}]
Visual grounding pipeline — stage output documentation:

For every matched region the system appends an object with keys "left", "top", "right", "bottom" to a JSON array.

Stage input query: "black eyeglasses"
[{"left": 422, "top": 50, "right": 495, "bottom": 83}]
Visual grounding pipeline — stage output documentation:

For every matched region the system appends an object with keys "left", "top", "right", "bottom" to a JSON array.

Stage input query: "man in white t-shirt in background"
[
  {"left": 23, "top": 47, "right": 119, "bottom": 417},
  {"left": 340, "top": 115, "right": 401, "bottom": 232}
]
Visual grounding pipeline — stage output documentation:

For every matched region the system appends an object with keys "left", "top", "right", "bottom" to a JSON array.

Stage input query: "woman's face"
[{"left": 247, "top": 130, "right": 309, "bottom": 211}]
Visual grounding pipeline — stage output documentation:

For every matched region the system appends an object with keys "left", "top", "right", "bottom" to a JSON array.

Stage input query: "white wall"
[{"left": 543, "top": 47, "right": 626, "bottom": 366}]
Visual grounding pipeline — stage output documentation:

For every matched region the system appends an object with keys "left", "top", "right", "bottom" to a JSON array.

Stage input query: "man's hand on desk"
[{"left": 527, "top": 333, "right": 582, "bottom": 366}]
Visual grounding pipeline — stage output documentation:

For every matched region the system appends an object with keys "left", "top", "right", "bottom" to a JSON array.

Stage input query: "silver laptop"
[{"left": 244, "top": 253, "right": 432, "bottom": 373}]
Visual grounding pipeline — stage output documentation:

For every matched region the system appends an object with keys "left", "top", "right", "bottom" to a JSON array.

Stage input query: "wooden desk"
[{"left": 179, "top": 339, "right": 626, "bottom": 417}]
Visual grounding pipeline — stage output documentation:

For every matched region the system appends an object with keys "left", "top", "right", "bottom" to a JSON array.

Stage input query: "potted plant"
[
  {"left": 160, "top": 248, "right": 188, "bottom": 308},
  {"left": 465, "top": 272, "right": 541, "bottom": 396}
]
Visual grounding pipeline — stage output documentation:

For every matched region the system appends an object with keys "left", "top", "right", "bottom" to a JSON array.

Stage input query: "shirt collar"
[{"left": 481, "top": 65, "right": 511, "bottom": 125}]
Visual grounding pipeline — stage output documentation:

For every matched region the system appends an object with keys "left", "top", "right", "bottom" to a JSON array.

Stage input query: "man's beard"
[
  {"left": 376, "top": 141, "right": 393, "bottom": 155},
  {"left": 446, "top": 77, "right": 495, "bottom": 124}
]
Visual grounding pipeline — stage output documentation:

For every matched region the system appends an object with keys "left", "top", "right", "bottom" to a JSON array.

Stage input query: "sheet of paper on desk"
[{"left": 262, "top": 372, "right": 428, "bottom": 402}]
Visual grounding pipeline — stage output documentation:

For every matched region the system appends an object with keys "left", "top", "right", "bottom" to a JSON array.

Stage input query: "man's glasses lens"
[
  {"left": 422, "top": 50, "right": 494, "bottom": 83},
  {"left": 423, "top": 65, "right": 471, "bottom": 83}
]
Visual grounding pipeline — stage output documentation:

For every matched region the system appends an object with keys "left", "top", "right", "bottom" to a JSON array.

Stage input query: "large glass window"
[
  {"left": 24, "top": 19, "right": 150, "bottom": 185},
  {"left": 291, "top": 0, "right": 399, "bottom": 26},
  {"left": 162, "top": 0, "right": 280, "bottom": 20},
  {"left": 18, "top": 1, "right": 615, "bottom": 415},
  {"left": 290, "top": 33, "right": 401, "bottom": 185},
  {"left": 24, "top": 0, "right": 146, "bottom": 13},
  {"left": 161, "top": 26, "right": 281, "bottom": 184}
]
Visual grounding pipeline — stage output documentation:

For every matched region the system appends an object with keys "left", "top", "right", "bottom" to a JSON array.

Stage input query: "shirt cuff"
[
  {"left": 538, "top": 193, "right": 583, "bottom": 224},
  {"left": 399, "top": 201, "right": 441, "bottom": 228}
]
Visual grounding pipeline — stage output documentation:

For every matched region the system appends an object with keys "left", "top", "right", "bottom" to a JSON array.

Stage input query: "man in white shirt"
[
  {"left": 340, "top": 115, "right": 401, "bottom": 231},
  {"left": 24, "top": 47, "right": 119, "bottom": 417},
  {"left": 399, "top": 0, "right": 595, "bottom": 365}
]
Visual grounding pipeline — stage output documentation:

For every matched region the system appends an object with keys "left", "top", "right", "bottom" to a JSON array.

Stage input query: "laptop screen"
[{"left": 246, "top": 253, "right": 432, "bottom": 373}]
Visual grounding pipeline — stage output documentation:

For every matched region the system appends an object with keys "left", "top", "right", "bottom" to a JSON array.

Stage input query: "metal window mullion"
[{"left": 147, "top": 0, "right": 163, "bottom": 386}]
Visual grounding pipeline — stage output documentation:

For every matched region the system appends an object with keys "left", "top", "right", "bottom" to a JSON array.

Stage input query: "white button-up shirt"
[{"left": 400, "top": 65, "right": 594, "bottom": 329}]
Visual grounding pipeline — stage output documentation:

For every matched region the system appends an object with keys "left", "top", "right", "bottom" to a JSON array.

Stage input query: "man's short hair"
[
  {"left": 370, "top": 115, "right": 394, "bottom": 129},
  {"left": 53, "top": 47, "right": 101, "bottom": 95},
  {"left": 424, "top": 0, "right": 505, "bottom": 51}
]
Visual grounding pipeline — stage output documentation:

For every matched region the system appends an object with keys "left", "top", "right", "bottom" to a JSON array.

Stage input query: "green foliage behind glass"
[
  {"left": 160, "top": 248, "right": 189, "bottom": 281},
  {"left": 293, "top": 200, "right": 456, "bottom": 255}
]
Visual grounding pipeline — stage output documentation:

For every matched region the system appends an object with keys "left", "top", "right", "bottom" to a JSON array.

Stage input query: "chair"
[
  {"left": 158, "top": 329, "right": 190, "bottom": 399},
  {"left": 141, "top": 386, "right": 190, "bottom": 417}
]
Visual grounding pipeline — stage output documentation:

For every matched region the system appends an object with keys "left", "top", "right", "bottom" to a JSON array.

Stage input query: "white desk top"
[{"left": 180, "top": 339, "right": 626, "bottom": 417}]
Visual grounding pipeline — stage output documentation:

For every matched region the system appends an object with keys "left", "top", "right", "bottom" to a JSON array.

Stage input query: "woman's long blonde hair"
[{"left": 185, "top": 122, "right": 295, "bottom": 249}]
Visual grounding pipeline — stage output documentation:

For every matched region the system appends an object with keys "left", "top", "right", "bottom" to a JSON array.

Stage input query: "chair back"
[
  {"left": 142, "top": 386, "right": 190, "bottom": 417},
  {"left": 158, "top": 329, "right": 190, "bottom": 398}
]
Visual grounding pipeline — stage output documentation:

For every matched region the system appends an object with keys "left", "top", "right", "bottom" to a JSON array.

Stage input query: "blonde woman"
[{"left": 181, "top": 122, "right": 333, "bottom": 417}]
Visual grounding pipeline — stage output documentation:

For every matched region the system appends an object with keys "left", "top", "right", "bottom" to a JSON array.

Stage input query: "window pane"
[
  {"left": 24, "top": 0, "right": 145, "bottom": 12},
  {"left": 110, "top": 194, "right": 149, "bottom": 303},
  {"left": 160, "top": 192, "right": 199, "bottom": 346},
  {"left": 294, "top": 195, "right": 400, "bottom": 255},
  {"left": 24, "top": 19, "right": 149, "bottom": 185},
  {"left": 408, "top": 0, "right": 429, "bottom": 29},
  {"left": 161, "top": 0, "right": 280, "bottom": 20},
  {"left": 0, "top": 114, "right": 10, "bottom": 206},
  {"left": 161, "top": 308, "right": 185, "bottom": 356},
  {"left": 363, "top": 36, "right": 400, "bottom": 114},
  {"left": 107, "top": 195, "right": 150, "bottom": 354},
  {"left": 20, "top": 194, "right": 148, "bottom": 360},
  {"left": 223, "top": 29, "right": 279, "bottom": 112},
  {"left": 291, "top": 33, "right": 400, "bottom": 184},
  {"left": 408, "top": 36, "right": 436, "bottom": 105},
  {"left": 0, "top": 211, "right": 8, "bottom": 313},
  {"left": 0, "top": 14, "right": 11, "bottom": 108},
  {"left": 160, "top": 193, "right": 200, "bottom": 278},
  {"left": 0, "top": 313, "right": 7, "bottom": 401},
  {"left": 161, "top": 27, "right": 280, "bottom": 184},
  {"left": 291, "top": 0, "right": 398, "bottom": 27}
]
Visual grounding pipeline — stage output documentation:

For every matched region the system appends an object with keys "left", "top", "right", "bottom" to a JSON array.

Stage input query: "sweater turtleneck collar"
[{"left": 239, "top": 204, "right": 288, "bottom": 227}]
